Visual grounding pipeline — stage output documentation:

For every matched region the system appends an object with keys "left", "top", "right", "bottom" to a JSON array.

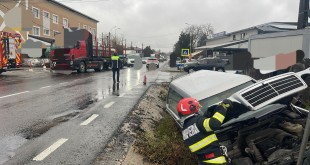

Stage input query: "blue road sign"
[{"left": 181, "top": 49, "right": 190, "bottom": 56}]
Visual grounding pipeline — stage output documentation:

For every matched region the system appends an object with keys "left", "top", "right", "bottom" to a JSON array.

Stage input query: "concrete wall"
[{"left": 249, "top": 35, "right": 303, "bottom": 58}]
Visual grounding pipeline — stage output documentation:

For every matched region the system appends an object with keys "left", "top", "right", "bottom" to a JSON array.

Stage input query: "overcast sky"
[{"left": 58, "top": 0, "right": 299, "bottom": 52}]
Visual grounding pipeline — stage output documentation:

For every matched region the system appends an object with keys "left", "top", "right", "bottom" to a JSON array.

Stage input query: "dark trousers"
[
  {"left": 112, "top": 82, "right": 119, "bottom": 92},
  {"left": 112, "top": 68, "right": 120, "bottom": 83}
]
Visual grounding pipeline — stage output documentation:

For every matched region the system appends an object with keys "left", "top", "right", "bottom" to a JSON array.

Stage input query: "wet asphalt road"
[{"left": 0, "top": 62, "right": 179, "bottom": 165}]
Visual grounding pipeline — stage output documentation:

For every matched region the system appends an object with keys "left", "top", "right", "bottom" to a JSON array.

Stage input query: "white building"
[{"left": 194, "top": 22, "right": 297, "bottom": 58}]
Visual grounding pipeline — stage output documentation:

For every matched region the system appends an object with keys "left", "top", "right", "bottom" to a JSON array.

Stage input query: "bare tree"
[{"left": 183, "top": 24, "right": 214, "bottom": 51}]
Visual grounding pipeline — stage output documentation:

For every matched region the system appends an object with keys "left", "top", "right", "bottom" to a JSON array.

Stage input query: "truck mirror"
[{"left": 75, "top": 42, "right": 80, "bottom": 49}]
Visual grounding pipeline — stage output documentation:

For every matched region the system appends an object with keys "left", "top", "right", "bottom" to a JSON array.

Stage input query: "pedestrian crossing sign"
[{"left": 181, "top": 49, "right": 190, "bottom": 56}]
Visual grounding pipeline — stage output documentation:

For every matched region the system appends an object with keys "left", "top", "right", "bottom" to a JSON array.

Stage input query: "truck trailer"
[{"left": 50, "top": 29, "right": 111, "bottom": 73}]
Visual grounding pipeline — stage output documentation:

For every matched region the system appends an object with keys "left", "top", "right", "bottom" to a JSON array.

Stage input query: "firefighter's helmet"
[{"left": 177, "top": 98, "right": 200, "bottom": 115}]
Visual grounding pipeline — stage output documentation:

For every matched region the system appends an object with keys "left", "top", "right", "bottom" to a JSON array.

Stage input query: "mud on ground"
[{"left": 93, "top": 84, "right": 169, "bottom": 165}]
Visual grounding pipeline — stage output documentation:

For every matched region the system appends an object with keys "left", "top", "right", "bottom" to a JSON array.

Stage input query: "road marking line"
[
  {"left": 59, "top": 82, "right": 69, "bottom": 85},
  {"left": 0, "top": 91, "right": 30, "bottom": 99},
  {"left": 119, "top": 93, "right": 126, "bottom": 97},
  {"left": 80, "top": 114, "right": 99, "bottom": 126},
  {"left": 104, "top": 101, "right": 115, "bottom": 108},
  {"left": 33, "top": 138, "right": 68, "bottom": 161},
  {"left": 40, "top": 86, "right": 52, "bottom": 89}
]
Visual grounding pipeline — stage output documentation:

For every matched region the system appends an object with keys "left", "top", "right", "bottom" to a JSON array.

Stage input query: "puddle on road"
[
  {"left": 19, "top": 87, "right": 113, "bottom": 140},
  {"left": 75, "top": 89, "right": 112, "bottom": 110},
  {"left": 20, "top": 110, "right": 80, "bottom": 140},
  {"left": 76, "top": 94, "right": 94, "bottom": 110},
  {"left": 0, "top": 135, "right": 27, "bottom": 164}
]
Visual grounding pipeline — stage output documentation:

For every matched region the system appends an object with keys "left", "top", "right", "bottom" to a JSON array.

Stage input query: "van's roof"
[{"left": 170, "top": 70, "right": 254, "bottom": 101}]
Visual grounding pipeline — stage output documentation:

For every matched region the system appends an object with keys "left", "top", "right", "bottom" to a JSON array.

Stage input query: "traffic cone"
[
  {"left": 29, "top": 61, "right": 33, "bottom": 72},
  {"left": 43, "top": 63, "right": 47, "bottom": 71},
  {"left": 143, "top": 74, "right": 147, "bottom": 85}
]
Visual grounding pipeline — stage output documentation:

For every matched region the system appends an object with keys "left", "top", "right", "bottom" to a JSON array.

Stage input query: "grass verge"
[{"left": 134, "top": 112, "right": 197, "bottom": 165}]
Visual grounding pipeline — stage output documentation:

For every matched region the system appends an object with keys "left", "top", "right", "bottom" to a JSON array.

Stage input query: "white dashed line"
[
  {"left": 0, "top": 91, "right": 30, "bottom": 99},
  {"left": 59, "top": 82, "right": 69, "bottom": 85},
  {"left": 40, "top": 86, "right": 52, "bottom": 89},
  {"left": 80, "top": 114, "right": 99, "bottom": 126},
  {"left": 119, "top": 93, "right": 126, "bottom": 97},
  {"left": 104, "top": 101, "right": 115, "bottom": 108},
  {"left": 33, "top": 138, "right": 68, "bottom": 161}
]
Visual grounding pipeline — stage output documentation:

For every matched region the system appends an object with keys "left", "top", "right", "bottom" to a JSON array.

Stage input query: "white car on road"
[
  {"left": 127, "top": 56, "right": 135, "bottom": 67},
  {"left": 146, "top": 58, "right": 159, "bottom": 69}
]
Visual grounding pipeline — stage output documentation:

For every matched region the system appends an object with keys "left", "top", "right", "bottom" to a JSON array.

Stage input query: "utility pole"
[
  {"left": 102, "top": 32, "right": 104, "bottom": 56},
  {"left": 114, "top": 28, "right": 120, "bottom": 50},
  {"left": 106, "top": 35, "right": 108, "bottom": 57},
  {"left": 121, "top": 38, "right": 124, "bottom": 55},
  {"left": 190, "top": 33, "right": 192, "bottom": 55},
  {"left": 185, "top": 23, "right": 192, "bottom": 57},
  {"left": 95, "top": 36, "right": 98, "bottom": 56},
  {"left": 131, "top": 41, "right": 132, "bottom": 49},
  {"left": 108, "top": 32, "right": 111, "bottom": 56},
  {"left": 142, "top": 43, "right": 144, "bottom": 57},
  {"left": 297, "top": 0, "right": 309, "bottom": 29},
  {"left": 125, "top": 39, "right": 127, "bottom": 55}
]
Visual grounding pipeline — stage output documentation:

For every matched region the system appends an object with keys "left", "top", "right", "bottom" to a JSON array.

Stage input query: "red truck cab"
[{"left": 50, "top": 29, "right": 105, "bottom": 73}]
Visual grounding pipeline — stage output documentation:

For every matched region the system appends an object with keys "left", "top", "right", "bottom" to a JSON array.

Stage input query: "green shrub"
[{"left": 134, "top": 113, "right": 197, "bottom": 165}]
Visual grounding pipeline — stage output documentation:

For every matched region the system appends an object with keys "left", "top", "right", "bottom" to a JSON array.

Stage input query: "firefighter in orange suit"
[{"left": 177, "top": 98, "right": 232, "bottom": 165}]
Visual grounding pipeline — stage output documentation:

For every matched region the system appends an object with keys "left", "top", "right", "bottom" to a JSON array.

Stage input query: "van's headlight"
[{"left": 70, "top": 61, "right": 73, "bottom": 65}]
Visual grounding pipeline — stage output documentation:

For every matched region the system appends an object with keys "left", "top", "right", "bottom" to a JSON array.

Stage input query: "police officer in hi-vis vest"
[{"left": 111, "top": 51, "right": 122, "bottom": 95}]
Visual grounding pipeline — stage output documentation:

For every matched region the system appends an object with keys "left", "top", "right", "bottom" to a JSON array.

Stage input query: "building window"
[
  {"left": 33, "top": 26, "right": 40, "bottom": 36},
  {"left": 241, "top": 33, "right": 246, "bottom": 39},
  {"left": 78, "top": 23, "right": 80, "bottom": 29},
  {"left": 232, "top": 35, "right": 236, "bottom": 40},
  {"left": 43, "top": 11, "right": 49, "bottom": 19},
  {"left": 83, "top": 25, "right": 87, "bottom": 29},
  {"left": 92, "top": 29, "right": 96, "bottom": 35},
  {"left": 32, "top": 7, "right": 40, "bottom": 19},
  {"left": 43, "top": 28, "right": 50, "bottom": 36},
  {"left": 63, "top": 18, "right": 68, "bottom": 28},
  {"left": 52, "top": 14, "right": 58, "bottom": 24},
  {"left": 89, "top": 26, "right": 92, "bottom": 32}
]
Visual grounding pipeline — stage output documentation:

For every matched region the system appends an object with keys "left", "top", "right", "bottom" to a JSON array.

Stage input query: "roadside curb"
[
  {"left": 160, "top": 61, "right": 184, "bottom": 73},
  {"left": 93, "top": 84, "right": 153, "bottom": 165}
]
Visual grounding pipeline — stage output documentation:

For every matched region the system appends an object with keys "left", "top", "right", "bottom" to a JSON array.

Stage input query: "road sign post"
[{"left": 181, "top": 49, "right": 190, "bottom": 57}]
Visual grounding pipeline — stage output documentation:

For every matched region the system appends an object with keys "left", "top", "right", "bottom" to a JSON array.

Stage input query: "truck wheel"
[
  {"left": 95, "top": 63, "right": 103, "bottom": 72},
  {"left": 78, "top": 62, "right": 86, "bottom": 73}
]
